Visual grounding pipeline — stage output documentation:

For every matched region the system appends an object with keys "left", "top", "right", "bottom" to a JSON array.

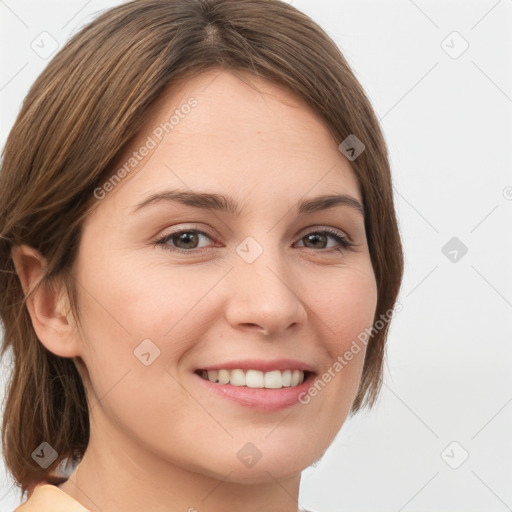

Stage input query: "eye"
[
  {"left": 294, "top": 228, "right": 355, "bottom": 253},
  {"left": 153, "top": 226, "right": 355, "bottom": 254},
  {"left": 154, "top": 226, "right": 215, "bottom": 254}
]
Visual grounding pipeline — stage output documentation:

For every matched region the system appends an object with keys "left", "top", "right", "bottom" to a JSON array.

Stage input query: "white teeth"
[
  {"left": 229, "top": 369, "right": 246, "bottom": 386},
  {"left": 264, "top": 370, "right": 283, "bottom": 389},
  {"left": 201, "top": 368, "right": 306, "bottom": 389},
  {"left": 246, "top": 369, "right": 264, "bottom": 388},
  {"left": 218, "top": 369, "right": 230, "bottom": 384}
]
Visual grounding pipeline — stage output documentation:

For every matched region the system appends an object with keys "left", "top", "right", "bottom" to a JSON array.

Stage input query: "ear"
[{"left": 10, "top": 244, "right": 81, "bottom": 359}]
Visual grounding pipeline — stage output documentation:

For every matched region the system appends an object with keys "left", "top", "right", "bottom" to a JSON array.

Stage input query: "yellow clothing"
[{"left": 15, "top": 479, "right": 91, "bottom": 512}]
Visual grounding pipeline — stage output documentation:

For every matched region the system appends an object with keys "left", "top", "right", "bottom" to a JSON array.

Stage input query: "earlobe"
[{"left": 10, "top": 243, "right": 81, "bottom": 359}]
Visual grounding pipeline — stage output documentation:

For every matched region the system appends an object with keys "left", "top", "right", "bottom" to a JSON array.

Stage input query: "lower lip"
[{"left": 194, "top": 372, "right": 315, "bottom": 412}]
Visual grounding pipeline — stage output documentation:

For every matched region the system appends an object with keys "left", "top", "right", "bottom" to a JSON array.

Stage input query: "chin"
[
  {"left": 186, "top": 437, "right": 321, "bottom": 483},
  {"left": 203, "top": 459, "right": 308, "bottom": 484}
]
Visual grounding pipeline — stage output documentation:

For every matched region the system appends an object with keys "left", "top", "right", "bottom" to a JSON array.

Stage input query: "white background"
[{"left": 1, "top": 1, "right": 511, "bottom": 511}]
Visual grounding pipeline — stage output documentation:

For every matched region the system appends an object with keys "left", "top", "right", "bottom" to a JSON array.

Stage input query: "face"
[{"left": 70, "top": 69, "right": 378, "bottom": 482}]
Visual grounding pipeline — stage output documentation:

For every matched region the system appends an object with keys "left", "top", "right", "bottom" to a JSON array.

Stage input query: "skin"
[{"left": 12, "top": 69, "right": 378, "bottom": 512}]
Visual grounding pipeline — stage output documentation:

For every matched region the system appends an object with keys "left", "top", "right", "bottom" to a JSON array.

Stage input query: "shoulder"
[{"left": 15, "top": 479, "right": 91, "bottom": 512}]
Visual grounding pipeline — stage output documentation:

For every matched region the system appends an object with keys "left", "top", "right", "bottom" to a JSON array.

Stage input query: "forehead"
[{"left": 91, "top": 69, "right": 362, "bottom": 219}]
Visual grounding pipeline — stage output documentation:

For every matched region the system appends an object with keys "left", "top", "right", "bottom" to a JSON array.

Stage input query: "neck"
[{"left": 57, "top": 412, "right": 303, "bottom": 512}]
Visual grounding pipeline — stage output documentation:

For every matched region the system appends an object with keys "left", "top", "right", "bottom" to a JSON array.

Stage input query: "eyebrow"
[{"left": 129, "top": 189, "right": 365, "bottom": 217}]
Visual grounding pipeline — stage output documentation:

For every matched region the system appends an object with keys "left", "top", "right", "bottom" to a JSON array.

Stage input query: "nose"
[{"left": 223, "top": 243, "right": 307, "bottom": 337}]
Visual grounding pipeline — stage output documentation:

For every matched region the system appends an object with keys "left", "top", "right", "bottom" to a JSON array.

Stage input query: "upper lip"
[{"left": 196, "top": 358, "right": 316, "bottom": 374}]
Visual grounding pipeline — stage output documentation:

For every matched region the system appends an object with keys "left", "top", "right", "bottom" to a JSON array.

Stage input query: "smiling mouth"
[{"left": 194, "top": 368, "right": 312, "bottom": 389}]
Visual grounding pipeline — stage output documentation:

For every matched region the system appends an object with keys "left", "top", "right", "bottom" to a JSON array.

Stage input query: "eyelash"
[{"left": 153, "top": 226, "right": 355, "bottom": 255}]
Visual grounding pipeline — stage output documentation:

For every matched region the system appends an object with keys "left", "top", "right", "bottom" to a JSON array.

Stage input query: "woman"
[{"left": 0, "top": 0, "right": 404, "bottom": 510}]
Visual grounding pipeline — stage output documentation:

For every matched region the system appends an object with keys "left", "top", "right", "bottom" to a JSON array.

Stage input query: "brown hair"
[{"left": 0, "top": 0, "right": 404, "bottom": 497}]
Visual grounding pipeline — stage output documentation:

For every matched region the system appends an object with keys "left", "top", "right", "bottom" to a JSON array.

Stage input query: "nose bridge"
[{"left": 224, "top": 234, "right": 306, "bottom": 335}]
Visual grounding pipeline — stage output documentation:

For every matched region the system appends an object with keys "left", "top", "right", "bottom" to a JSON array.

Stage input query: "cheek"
[
  {"left": 72, "top": 255, "right": 204, "bottom": 441},
  {"left": 76, "top": 245, "right": 221, "bottom": 345},
  {"left": 313, "top": 261, "right": 378, "bottom": 354},
  {"left": 72, "top": 249, "right": 231, "bottom": 403},
  {"left": 303, "top": 262, "right": 377, "bottom": 408}
]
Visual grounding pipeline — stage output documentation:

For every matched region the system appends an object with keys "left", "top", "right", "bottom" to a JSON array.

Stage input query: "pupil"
[
  {"left": 306, "top": 233, "right": 326, "bottom": 248},
  {"left": 177, "top": 232, "right": 197, "bottom": 249}
]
